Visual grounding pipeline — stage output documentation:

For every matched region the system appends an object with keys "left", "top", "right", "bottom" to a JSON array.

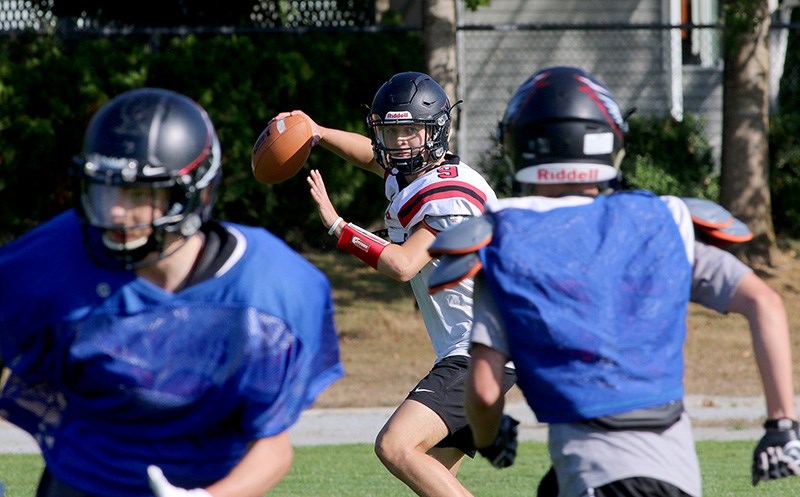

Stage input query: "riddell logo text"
[
  {"left": 385, "top": 111, "right": 412, "bottom": 120},
  {"left": 351, "top": 236, "right": 369, "bottom": 252},
  {"left": 538, "top": 169, "right": 599, "bottom": 181}
]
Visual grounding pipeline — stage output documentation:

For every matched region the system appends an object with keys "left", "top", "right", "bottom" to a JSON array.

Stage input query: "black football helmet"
[
  {"left": 367, "top": 72, "right": 452, "bottom": 175},
  {"left": 499, "top": 66, "right": 627, "bottom": 185},
  {"left": 73, "top": 87, "right": 221, "bottom": 268}
]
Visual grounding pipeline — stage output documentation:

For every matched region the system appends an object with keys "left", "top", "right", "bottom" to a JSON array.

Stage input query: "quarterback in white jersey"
[
  {"left": 384, "top": 156, "right": 496, "bottom": 361},
  {"left": 271, "top": 72, "right": 516, "bottom": 497}
]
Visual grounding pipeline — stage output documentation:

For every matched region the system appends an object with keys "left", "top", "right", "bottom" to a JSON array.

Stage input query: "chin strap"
[{"left": 336, "top": 222, "right": 390, "bottom": 269}]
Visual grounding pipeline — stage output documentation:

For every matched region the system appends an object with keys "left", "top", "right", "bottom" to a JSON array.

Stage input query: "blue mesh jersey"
[
  {"left": 479, "top": 192, "right": 692, "bottom": 423},
  {"left": 0, "top": 211, "right": 344, "bottom": 497}
]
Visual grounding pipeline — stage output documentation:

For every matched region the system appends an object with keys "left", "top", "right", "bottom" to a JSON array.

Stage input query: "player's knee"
[
  {"left": 375, "top": 430, "right": 411, "bottom": 466},
  {"left": 374, "top": 430, "right": 394, "bottom": 461}
]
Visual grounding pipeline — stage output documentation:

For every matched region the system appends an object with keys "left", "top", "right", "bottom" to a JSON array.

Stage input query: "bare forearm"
[
  {"left": 318, "top": 127, "right": 382, "bottom": 175},
  {"left": 375, "top": 229, "right": 435, "bottom": 281},
  {"left": 466, "top": 389, "right": 505, "bottom": 448},
  {"left": 728, "top": 273, "right": 797, "bottom": 419},
  {"left": 749, "top": 308, "right": 796, "bottom": 419},
  {"left": 206, "top": 433, "right": 293, "bottom": 497},
  {"left": 466, "top": 344, "right": 508, "bottom": 447}
]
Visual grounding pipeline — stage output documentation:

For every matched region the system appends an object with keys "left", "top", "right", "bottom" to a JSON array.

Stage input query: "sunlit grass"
[{"left": 3, "top": 441, "right": 798, "bottom": 497}]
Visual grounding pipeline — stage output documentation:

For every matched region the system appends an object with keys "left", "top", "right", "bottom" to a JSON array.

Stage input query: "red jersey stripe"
[{"left": 398, "top": 181, "right": 488, "bottom": 227}]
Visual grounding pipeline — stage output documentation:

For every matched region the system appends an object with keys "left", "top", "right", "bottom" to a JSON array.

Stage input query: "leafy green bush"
[
  {"left": 474, "top": 138, "right": 514, "bottom": 199},
  {"left": 622, "top": 113, "right": 719, "bottom": 199},
  {"left": 0, "top": 30, "right": 424, "bottom": 248}
]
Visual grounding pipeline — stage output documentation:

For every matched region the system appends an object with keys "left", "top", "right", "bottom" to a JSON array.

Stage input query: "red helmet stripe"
[
  {"left": 575, "top": 75, "right": 624, "bottom": 141},
  {"left": 177, "top": 128, "right": 213, "bottom": 176}
]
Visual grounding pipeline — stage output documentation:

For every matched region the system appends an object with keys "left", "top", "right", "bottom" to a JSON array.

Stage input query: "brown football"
[{"left": 251, "top": 114, "right": 313, "bottom": 184}]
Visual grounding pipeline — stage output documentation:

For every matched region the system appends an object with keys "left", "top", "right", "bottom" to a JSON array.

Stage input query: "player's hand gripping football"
[
  {"left": 751, "top": 418, "right": 800, "bottom": 485},
  {"left": 477, "top": 414, "right": 520, "bottom": 469},
  {"left": 147, "top": 465, "right": 212, "bottom": 497},
  {"left": 271, "top": 110, "right": 321, "bottom": 147},
  {"left": 307, "top": 169, "right": 342, "bottom": 232}
]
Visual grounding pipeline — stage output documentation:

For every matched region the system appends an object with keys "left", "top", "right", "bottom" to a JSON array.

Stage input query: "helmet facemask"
[
  {"left": 77, "top": 145, "right": 219, "bottom": 270},
  {"left": 368, "top": 115, "right": 449, "bottom": 176}
]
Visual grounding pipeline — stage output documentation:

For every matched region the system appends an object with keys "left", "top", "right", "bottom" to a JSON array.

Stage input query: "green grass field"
[{"left": 2, "top": 441, "right": 798, "bottom": 496}]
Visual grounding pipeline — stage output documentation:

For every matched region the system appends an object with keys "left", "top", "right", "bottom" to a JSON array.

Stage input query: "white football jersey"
[{"left": 384, "top": 155, "right": 497, "bottom": 362}]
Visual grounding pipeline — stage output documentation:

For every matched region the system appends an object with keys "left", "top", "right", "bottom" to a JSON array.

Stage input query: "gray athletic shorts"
[{"left": 407, "top": 354, "right": 516, "bottom": 457}]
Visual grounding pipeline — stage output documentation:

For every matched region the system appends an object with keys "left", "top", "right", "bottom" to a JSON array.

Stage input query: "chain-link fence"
[
  {"left": 0, "top": 0, "right": 54, "bottom": 31},
  {"left": 3, "top": 2, "right": 800, "bottom": 170},
  {"left": 0, "top": 0, "right": 377, "bottom": 32},
  {"left": 456, "top": 22, "right": 800, "bottom": 169},
  {"left": 458, "top": 24, "right": 680, "bottom": 167}
]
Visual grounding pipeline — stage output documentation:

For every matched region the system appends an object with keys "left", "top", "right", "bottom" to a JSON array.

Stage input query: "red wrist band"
[{"left": 336, "top": 223, "right": 389, "bottom": 269}]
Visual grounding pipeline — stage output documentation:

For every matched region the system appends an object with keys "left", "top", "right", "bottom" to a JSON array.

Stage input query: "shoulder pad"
[
  {"left": 680, "top": 197, "right": 733, "bottom": 229},
  {"left": 427, "top": 215, "right": 494, "bottom": 257},
  {"left": 682, "top": 197, "right": 753, "bottom": 247},
  {"left": 427, "top": 253, "right": 482, "bottom": 295},
  {"left": 423, "top": 215, "right": 470, "bottom": 233},
  {"left": 697, "top": 217, "right": 753, "bottom": 247}
]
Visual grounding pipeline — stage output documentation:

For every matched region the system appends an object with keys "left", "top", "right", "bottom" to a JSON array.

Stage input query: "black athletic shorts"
[
  {"left": 536, "top": 466, "right": 693, "bottom": 497},
  {"left": 593, "top": 477, "right": 694, "bottom": 497},
  {"left": 406, "top": 354, "right": 516, "bottom": 457}
]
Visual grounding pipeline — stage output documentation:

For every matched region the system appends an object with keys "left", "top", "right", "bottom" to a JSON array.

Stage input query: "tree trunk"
[
  {"left": 422, "top": 0, "right": 459, "bottom": 152},
  {"left": 720, "top": 0, "right": 776, "bottom": 265},
  {"left": 375, "top": 0, "right": 390, "bottom": 23}
]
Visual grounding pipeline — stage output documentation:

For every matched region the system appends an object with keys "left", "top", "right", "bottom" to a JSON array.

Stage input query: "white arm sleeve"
[{"left": 660, "top": 195, "right": 695, "bottom": 265}]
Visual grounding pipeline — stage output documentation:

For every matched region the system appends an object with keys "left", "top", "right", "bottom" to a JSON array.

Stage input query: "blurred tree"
[
  {"left": 423, "top": 0, "right": 458, "bottom": 151},
  {"left": 721, "top": 0, "right": 775, "bottom": 265}
]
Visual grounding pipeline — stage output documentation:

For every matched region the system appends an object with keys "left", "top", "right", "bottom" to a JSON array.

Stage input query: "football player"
[
  {"left": 0, "top": 88, "right": 344, "bottom": 497},
  {"left": 428, "top": 66, "right": 798, "bottom": 497},
  {"left": 272, "top": 72, "right": 516, "bottom": 497}
]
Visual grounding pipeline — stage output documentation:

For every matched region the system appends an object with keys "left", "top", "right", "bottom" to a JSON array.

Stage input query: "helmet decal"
[
  {"left": 506, "top": 70, "right": 550, "bottom": 129},
  {"left": 583, "top": 132, "right": 615, "bottom": 155},
  {"left": 385, "top": 111, "right": 413, "bottom": 120},
  {"left": 534, "top": 165, "right": 605, "bottom": 183},
  {"left": 575, "top": 74, "right": 626, "bottom": 139}
]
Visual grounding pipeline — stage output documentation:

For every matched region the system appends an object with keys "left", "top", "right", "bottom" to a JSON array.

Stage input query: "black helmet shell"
[
  {"left": 80, "top": 87, "right": 219, "bottom": 188},
  {"left": 500, "top": 66, "right": 626, "bottom": 184}
]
